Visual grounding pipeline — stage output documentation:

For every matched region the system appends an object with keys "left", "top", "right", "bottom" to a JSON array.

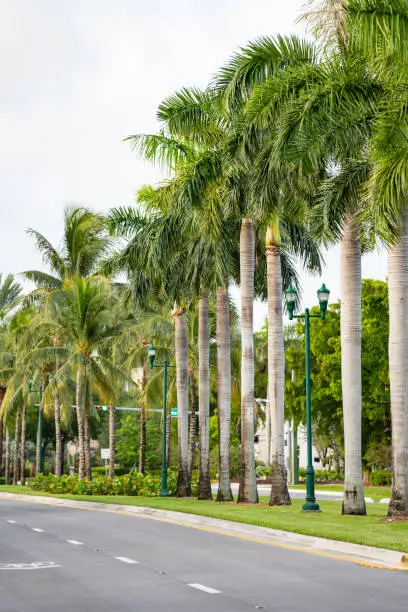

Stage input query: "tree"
[
  {"left": 25, "top": 206, "right": 110, "bottom": 477},
  {"left": 30, "top": 276, "right": 131, "bottom": 480}
]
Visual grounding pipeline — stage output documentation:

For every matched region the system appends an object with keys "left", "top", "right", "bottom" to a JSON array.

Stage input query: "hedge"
[
  {"left": 369, "top": 470, "right": 391, "bottom": 486},
  {"left": 28, "top": 472, "right": 199, "bottom": 497}
]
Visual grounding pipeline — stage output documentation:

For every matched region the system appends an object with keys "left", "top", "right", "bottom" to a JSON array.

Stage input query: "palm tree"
[
  {"left": 223, "top": 25, "right": 381, "bottom": 512},
  {"left": 340, "top": 0, "right": 408, "bottom": 516},
  {"left": 0, "top": 274, "right": 22, "bottom": 477},
  {"left": 30, "top": 275, "right": 131, "bottom": 480},
  {"left": 25, "top": 206, "right": 110, "bottom": 478}
]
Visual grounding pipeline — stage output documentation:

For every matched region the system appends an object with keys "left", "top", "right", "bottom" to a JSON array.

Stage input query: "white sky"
[{"left": 0, "top": 0, "right": 387, "bottom": 329}]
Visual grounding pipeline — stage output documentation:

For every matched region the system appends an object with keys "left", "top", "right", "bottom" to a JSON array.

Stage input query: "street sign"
[
  {"left": 170, "top": 408, "right": 178, "bottom": 418},
  {"left": 101, "top": 448, "right": 110, "bottom": 459}
]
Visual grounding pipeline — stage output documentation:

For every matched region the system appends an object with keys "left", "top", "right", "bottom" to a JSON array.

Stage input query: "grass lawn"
[
  {"left": 289, "top": 485, "right": 391, "bottom": 502},
  {"left": 0, "top": 485, "right": 406, "bottom": 553}
]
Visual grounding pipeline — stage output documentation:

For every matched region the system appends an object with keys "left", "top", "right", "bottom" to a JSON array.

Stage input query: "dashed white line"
[
  {"left": 6, "top": 520, "right": 16, "bottom": 524},
  {"left": 66, "top": 540, "right": 84, "bottom": 546},
  {"left": 114, "top": 556, "right": 139, "bottom": 564},
  {"left": 188, "top": 583, "right": 221, "bottom": 594},
  {"left": 31, "top": 528, "right": 44, "bottom": 533}
]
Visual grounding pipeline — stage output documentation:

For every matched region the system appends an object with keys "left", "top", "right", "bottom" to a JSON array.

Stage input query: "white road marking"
[
  {"left": 188, "top": 583, "right": 221, "bottom": 594},
  {"left": 66, "top": 540, "right": 84, "bottom": 546},
  {"left": 114, "top": 556, "right": 139, "bottom": 564},
  {"left": 6, "top": 520, "right": 16, "bottom": 524},
  {"left": 0, "top": 562, "right": 61, "bottom": 571},
  {"left": 31, "top": 528, "right": 44, "bottom": 533}
]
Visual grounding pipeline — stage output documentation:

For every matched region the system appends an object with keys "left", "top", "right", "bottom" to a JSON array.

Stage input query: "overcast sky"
[{"left": 1, "top": 0, "right": 387, "bottom": 329}]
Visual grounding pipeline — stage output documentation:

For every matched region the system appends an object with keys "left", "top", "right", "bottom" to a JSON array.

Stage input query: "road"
[{"left": 1, "top": 498, "right": 406, "bottom": 611}]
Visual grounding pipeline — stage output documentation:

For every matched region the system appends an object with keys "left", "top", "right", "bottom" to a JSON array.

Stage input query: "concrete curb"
[{"left": 1, "top": 492, "right": 407, "bottom": 572}]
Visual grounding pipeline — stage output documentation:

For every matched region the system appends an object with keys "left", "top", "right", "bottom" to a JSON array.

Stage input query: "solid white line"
[
  {"left": 6, "top": 520, "right": 16, "bottom": 524},
  {"left": 66, "top": 540, "right": 84, "bottom": 546},
  {"left": 188, "top": 583, "right": 221, "bottom": 594},
  {"left": 32, "top": 528, "right": 44, "bottom": 533},
  {"left": 114, "top": 556, "right": 139, "bottom": 564}
]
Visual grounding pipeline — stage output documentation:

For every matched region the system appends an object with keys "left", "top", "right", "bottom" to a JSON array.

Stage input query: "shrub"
[
  {"left": 370, "top": 470, "right": 391, "bottom": 486},
  {"left": 27, "top": 471, "right": 198, "bottom": 497},
  {"left": 92, "top": 466, "right": 131, "bottom": 477},
  {"left": 298, "top": 468, "right": 344, "bottom": 482}
]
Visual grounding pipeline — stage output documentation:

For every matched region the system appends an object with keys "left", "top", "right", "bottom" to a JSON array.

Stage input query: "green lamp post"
[
  {"left": 28, "top": 380, "right": 43, "bottom": 474},
  {"left": 148, "top": 342, "right": 175, "bottom": 497},
  {"left": 285, "top": 283, "right": 330, "bottom": 512}
]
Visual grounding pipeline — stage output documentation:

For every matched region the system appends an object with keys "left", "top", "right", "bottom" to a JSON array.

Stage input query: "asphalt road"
[{"left": 1, "top": 499, "right": 406, "bottom": 612}]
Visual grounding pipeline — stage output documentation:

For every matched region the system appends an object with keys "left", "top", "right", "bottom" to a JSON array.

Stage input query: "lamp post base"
[
  {"left": 302, "top": 501, "right": 321, "bottom": 512},
  {"left": 159, "top": 489, "right": 170, "bottom": 497}
]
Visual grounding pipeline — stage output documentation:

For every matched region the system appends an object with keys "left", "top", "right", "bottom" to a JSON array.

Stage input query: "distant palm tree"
[
  {"left": 29, "top": 276, "right": 131, "bottom": 480},
  {"left": 25, "top": 206, "right": 110, "bottom": 477}
]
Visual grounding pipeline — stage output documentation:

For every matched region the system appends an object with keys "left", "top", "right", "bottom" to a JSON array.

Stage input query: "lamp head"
[
  {"left": 148, "top": 342, "right": 156, "bottom": 368},
  {"left": 284, "top": 283, "right": 297, "bottom": 320},
  {"left": 317, "top": 283, "right": 330, "bottom": 319}
]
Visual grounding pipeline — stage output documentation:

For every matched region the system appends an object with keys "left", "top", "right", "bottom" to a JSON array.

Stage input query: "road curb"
[{"left": 1, "top": 492, "right": 407, "bottom": 572}]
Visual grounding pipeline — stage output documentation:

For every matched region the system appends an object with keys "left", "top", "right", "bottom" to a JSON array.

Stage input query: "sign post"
[{"left": 101, "top": 448, "right": 110, "bottom": 476}]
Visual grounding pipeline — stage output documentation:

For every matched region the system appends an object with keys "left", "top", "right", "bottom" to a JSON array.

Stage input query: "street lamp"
[
  {"left": 285, "top": 283, "right": 330, "bottom": 512},
  {"left": 28, "top": 380, "right": 43, "bottom": 474},
  {"left": 147, "top": 342, "right": 175, "bottom": 497}
]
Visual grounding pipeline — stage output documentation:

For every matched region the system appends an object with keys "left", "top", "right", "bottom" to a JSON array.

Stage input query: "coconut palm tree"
[
  {"left": 29, "top": 275, "right": 131, "bottom": 480},
  {"left": 25, "top": 206, "right": 110, "bottom": 477}
]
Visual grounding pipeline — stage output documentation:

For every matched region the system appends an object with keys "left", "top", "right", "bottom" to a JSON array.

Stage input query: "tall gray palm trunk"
[
  {"left": 76, "top": 370, "right": 85, "bottom": 480},
  {"left": 388, "top": 211, "right": 408, "bottom": 517},
  {"left": 266, "top": 226, "right": 291, "bottom": 506},
  {"left": 0, "top": 387, "right": 5, "bottom": 477},
  {"left": 54, "top": 357, "right": 62, "bottom": 477},
  {"left": 139, "top": 365, "right": 147, "bottom": 474},
  {"left": 5, "top": 426, "right": 10, "bottom": 484},
  {"left": 188, "top": 368, "right": 197, "bottom": 477},
  {"left": 216, "top": 286, "right": 233, "bottom": 501},
  {"left": 166, "top": 408, "right": 171, "bottom": 467},
  {"left": 13, "top": 408, "right": 20, "bottom": 485},
  {"left": 238, "top": 219, "right": 258, "bottom": 504},
  {"left": 84, "top": 414, "right": 92, "bottom": 481},
  {"left": 109, "top": 405, "right": 115, "bottom": 479},
  {"left": 341, "top": 216, "right": 366, "bottom": 515},
  {"left": 174, "top": 307, "right": 191, "bottom": 496},
  {"left": 0, "top": 416, "right": 3, "bottom": 477},
  {"left": 20, "top": 405, "right": 26, "bottom": 485},
  {"left": 198, "top": 296, "right": 212, "bottom": 499}
]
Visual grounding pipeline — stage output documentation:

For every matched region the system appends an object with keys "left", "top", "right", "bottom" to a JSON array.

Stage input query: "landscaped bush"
[
  {"left": 298, "top": 468, "right": 344, "bottom": 482},
  {"left": 256, "top": 465, "right": 273, "bottom": 478},
  {"left": 27, "top": 471, "right": 199, "bottom": 497},
  {"left": 370, "top": 470, "right": 391, "bottom": 486},
  {"left": 92, "top": 466, "right": 131, "bottom": 477}
]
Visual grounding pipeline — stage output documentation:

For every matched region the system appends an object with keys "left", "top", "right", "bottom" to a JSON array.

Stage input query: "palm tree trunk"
[
  {"left": 139, "top": 366, "right": 147, "bottom": 474},
  {"left": 188, "top": 368, "right": 197, "bottom": 478},
  {"left": 266, "top": 235, "right": 291, "bottom": 506},
  {"left": 76, "top": 370, "right": 85, "bottom": 480},
  {"left": 238, "top": 219, "right": 258, "bottom": 504},
  {"left": 388, "top": 211, "right": 408, "bottom": 517},
  {"left": 166, "top": 408, "right": 171, "bottom": 467},
  {"left": 13, "top": 408, "right": 20, "bottom": 485},
  {"left": 35, "top": 408, "right": 42, "bottom": 476},
  {"left": 54, "top": 358, "right": 63, "bottom": 478},
  {"left": 109, "top": 405, "right": 115, "bottom": 479},
  {"left": 0, "top": 387, "right": 5, "bottom": 477},
  {"left": 20, "top": 405, "right": 27, "bottom": 486},
  {"left": 84, "top": 414, "right": 92, "bottom": 481},
  {"left": 216, "top": 286, "right": 233, "bottom": 502},
  {"left": 341, "top": 216, "right": 366, "bottom": 515},
  {"left": 174, "top": 307, "right": 191, "bottom": 496},
  {"left": 5, "top": 426, "right": 10, "bottom": 484},
  {"left": 198, "top": 296, "right": 212, "bottom": 499}
]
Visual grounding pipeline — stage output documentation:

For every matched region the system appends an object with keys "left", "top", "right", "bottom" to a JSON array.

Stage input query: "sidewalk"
[{"left": 1, "top": 492, "right": 406, "bottom": 572}]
